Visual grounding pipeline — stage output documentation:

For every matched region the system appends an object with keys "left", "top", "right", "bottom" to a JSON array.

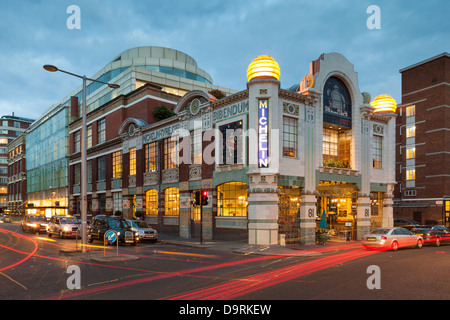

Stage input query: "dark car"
[
  {"left": 21, "top": 214, "right": 49, "bottom": 233},
  {"left": 394, "top": 219, "right": 421, "bottom": 230},
  {"left": 87, "top": 215, "right": 138, "bottom": 245},
  {"left": 411, "top": 225, "right": 450, "bottom": 247}
]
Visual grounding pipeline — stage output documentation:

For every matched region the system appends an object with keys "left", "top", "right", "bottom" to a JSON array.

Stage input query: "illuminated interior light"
[
  {"left": 371, "top": 94, "right": 397, "bottom": 114},
  {"left": 247, "top": 55, "right": 281, "bottom": 82}
]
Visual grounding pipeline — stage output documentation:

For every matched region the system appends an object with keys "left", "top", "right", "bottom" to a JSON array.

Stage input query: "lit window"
[
  {"left": 129, "top": 148, "right": 136, "bottom": 175},
  {"left": 372, "top": 135, "right": 383, "bottom": 168},
  {"left": 406, "top": 105, "right": 416, "bottom": 117},
  {"left": 145, "top": 189, "right": 158, "bottom": 215},
  {"left": 283, "top": 116, "right": 298, "bottom": 157},
  {"left": 406, "top": 169, "right": 415, "bottom": 180},
  {"left": 145, "top": 142, "right": 158, "bottom": 172},
  {"left": 164, "top": 187, "right": 179, "bottom": 215},
  {"left": 406, "top": 147, "right": 416, "bottom": 159},
  {"left": 163, "top": 138, "right": 178, "bottom": 169},
  {"left": 217, "top": 182, "right": 248, "bottom": 217},
  {"left": 406, "top": 126, "right": 416, "bottom": 138},
  {"left": 112, "top": 151, "right": 122, "bottom": 178}
]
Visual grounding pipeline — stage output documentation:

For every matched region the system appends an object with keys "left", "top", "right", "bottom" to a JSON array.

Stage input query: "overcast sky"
[{"left": 0, "top": 0, "right": 449, "bottom": 120}]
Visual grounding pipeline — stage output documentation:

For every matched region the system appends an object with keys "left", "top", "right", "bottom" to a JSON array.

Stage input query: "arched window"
[
  {"left": 164, "top": 187, "right": 179, "bottom": 215},
  {"left": 145, "top": 189, "right": 158, "bottom": 215},
  {"left": 217, "top": 182, "right": 247, "bottom": 217}
]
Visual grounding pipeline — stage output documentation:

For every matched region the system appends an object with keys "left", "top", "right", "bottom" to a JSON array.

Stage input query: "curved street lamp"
[{"left": 43, "top": 64, "right": 120, "bottom": 252}]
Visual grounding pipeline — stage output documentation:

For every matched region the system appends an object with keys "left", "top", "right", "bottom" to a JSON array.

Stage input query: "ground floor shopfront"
[{"left": 69, "top": 170, "right": 393, "bottom": 246}]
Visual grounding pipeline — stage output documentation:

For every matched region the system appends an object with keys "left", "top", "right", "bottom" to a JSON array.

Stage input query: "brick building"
[
  {"left": 7, "top": 134, "right": 28, "bottom": 217},
  {"left": 0, "top": 114, "right": 34, "bottom": 213},
  {"left": 394, "top": 52, "right": 450, "bottom": 226}
]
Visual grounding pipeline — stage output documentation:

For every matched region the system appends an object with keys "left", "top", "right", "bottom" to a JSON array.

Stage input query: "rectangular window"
[
  {"left": 87, "top": 125, "right": 92, "bottom": 148},
  {"left": 406, "top": 169, "right": 415, "bottom": 180},
  {"left": 129, "top": 148, "right": 136, "bottom": 175},
  {"left": 191, "top": 130, "right": 202, "bottom": 165},
  {"left": 97, "top": 156, "right": 106, "bottom": 181},
  {"left": 406, "top": 147, "right": 416, "bottom": 159},
  {"left": 144, "top": 142, "right": 158, "bottom": 172},
  {"left": 323, "top": 128, "right": 351, "bottom": 168},
  {"left": 372, "top": 135, "right": 383, "bottom": 168},
  {"left": 74, "top": 163, "right": 81, "bottom": 185},
  {"left": 406, "top": 105, "right": 416, "bottom": 117},
  {"left": 87, "top": 160, "right": 92, "bottom": 183},
  {"left": 113, "top": 192, "right": 122, "bottom": 212},
  {"left": 74, "top": 131, "right": 80, "bottom": 153},
  {"left": 163, "top": 138, "right": 179, "bottom": 169},
  {"left": 164, "top": 187, "right": 179, "bottom": 215},
  {"left": 219, "top": 121, "right": 243, "bottom": 165},
  {"left": 98, "top": 119, "right": 106, "bottom": 144},
  {"left": 112, "top": 151, "right": 122, "bottom": 178},
  {"left": 283, "top": 116, "right": 298, "bottom": 157},
  {"left": 406, "top": 126, "right": 416, "bottom": 138}
]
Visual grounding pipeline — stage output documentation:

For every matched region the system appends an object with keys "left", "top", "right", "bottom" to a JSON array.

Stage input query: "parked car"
[
  {"left": 394, "top": 219, "right": 421, "bottom": 230},
  {"left": 47, "top": 215, "right": 81, "bottom": 238},
  {"left": 125, "top": 219, "right": 158, "bottom": 243},
  {"left": 87, "top": 215, "right": 138, "bottom": 245},
  {"left": 362, "top": 227, "right": 423, "bottom": 251},
  {"left": 411, "top": 225, "right": 450, "bottom": 247},
  {"left": 0, "top": 213, "right": 11, "bottom": 223},
  {"left": 21, "top": 214, "right": 49, "bottom": 233}
]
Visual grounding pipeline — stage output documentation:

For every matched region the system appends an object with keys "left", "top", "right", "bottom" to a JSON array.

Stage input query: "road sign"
[{"left": 105, "top": 230, "right": 117, "bottom": 244}]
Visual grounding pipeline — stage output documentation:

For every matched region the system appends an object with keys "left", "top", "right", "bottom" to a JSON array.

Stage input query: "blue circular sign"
[{"left": 105, "top": 230, "right": 117, "bottom": 243}]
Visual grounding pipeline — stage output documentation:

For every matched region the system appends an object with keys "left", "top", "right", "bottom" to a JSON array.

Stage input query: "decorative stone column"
[
  {"left": 356, "top": 195, "right": 371, "bottom": 239},
  {"left": 382, "top": 183, "right": 395, "bottom": 227},
  {"left": 178, "top": 181, "right": 191, "bottom": 238},
  {"left": 247, "top": 173, "right": 279, "bottom": 245},
  {"left": 299, "top": 192, "right": 317, "bottom": 245}
]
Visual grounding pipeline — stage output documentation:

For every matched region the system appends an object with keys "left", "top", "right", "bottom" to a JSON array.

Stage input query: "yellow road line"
[{"left": 0, "top": 272, "right": 28, "bottom": 291}]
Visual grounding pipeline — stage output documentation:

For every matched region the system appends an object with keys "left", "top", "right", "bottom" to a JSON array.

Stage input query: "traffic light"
[
  {"left": 194, "top": 191, "right": 201, "bottom": 206},
  {"left": 201, "top": 190, "right": 209, "bottom": 206}
]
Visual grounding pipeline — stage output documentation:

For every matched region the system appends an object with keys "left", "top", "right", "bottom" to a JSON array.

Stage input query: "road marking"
[{"left": 0, "top": 272, "right": 28, "bottom": 291}]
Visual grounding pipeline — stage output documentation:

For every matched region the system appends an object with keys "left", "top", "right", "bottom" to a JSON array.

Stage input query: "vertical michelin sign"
[{"left": 258, "top": 99, "right": 269, "bottom": 168}]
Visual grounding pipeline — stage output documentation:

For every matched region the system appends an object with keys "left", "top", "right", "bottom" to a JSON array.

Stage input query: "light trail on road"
[{"left": 169, "top": 248, "right": 377, "bottom": 300}]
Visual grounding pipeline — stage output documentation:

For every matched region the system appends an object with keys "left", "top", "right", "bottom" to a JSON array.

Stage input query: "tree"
[
  {"left": 153, "top": 105, "right": 175, "bottom": 122},
  {"left": 208, "top": 89, "right": 226, "bottom": 100}
]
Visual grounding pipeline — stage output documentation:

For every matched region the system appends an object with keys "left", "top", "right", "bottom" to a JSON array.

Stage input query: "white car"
[
  {"left": 125, "top": 219, "right": 158, "bottom": 243},
  {"left": 362, "top": 227, "right": 423, "bottom": 251},
  {"left": 47, "top": 215, "right": 81, "bottom": 238}
]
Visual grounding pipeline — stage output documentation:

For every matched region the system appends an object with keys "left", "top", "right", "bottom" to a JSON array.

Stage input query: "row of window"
[{"left": 74, "top": 119, "right": 106, "bottom": 152}]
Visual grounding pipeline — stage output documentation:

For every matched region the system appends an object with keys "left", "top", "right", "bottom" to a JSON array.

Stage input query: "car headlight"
[{"left": 64, "top": 226, "right": 69, "bottom": 231}]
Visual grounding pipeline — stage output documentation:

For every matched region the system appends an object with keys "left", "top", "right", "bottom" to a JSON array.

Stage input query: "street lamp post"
[{"left": 43, "top": 65, "right": 119, "bottom": 252}]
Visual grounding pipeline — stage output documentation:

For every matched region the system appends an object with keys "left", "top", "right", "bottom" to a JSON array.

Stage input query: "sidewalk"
[{"left": 158, "top": 234, "right": 360, "bottom": 257}]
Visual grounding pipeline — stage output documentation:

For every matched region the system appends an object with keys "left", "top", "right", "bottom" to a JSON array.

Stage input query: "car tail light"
[{"left": 381, "top": 236, "right": 387, "bottom": 240}]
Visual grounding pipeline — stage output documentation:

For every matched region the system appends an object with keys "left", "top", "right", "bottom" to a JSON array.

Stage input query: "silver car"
[
  {"left": 125, "top": 219, "right": 158, "bottom": 242},
  {"left": 47, "top": 215, "right": 81, "bottom": 238},
  {"left": 362, "top": 227, "right": 423, "bottom": 251}
]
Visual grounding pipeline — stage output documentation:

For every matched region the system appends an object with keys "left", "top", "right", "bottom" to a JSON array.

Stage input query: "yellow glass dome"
[
  {"left": 371, "top": 94, "right": 397, "bottom": 114},
  {"left": 247, "top": 55, "right": 280, "bottom": 82}
]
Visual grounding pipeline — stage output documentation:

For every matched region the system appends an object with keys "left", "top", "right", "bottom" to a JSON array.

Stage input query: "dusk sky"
[{"left": 1, "top": 0, "right": 449, "bottom": 120}]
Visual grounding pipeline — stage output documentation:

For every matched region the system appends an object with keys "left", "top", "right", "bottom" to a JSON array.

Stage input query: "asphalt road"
[{"left": 2, "top": 221, "right": 450, "bottom": 306}]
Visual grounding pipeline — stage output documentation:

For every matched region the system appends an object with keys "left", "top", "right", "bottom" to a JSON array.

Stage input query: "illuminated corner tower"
[{"left": 246, "top": 55, "right": 282, "bottom": 245}]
